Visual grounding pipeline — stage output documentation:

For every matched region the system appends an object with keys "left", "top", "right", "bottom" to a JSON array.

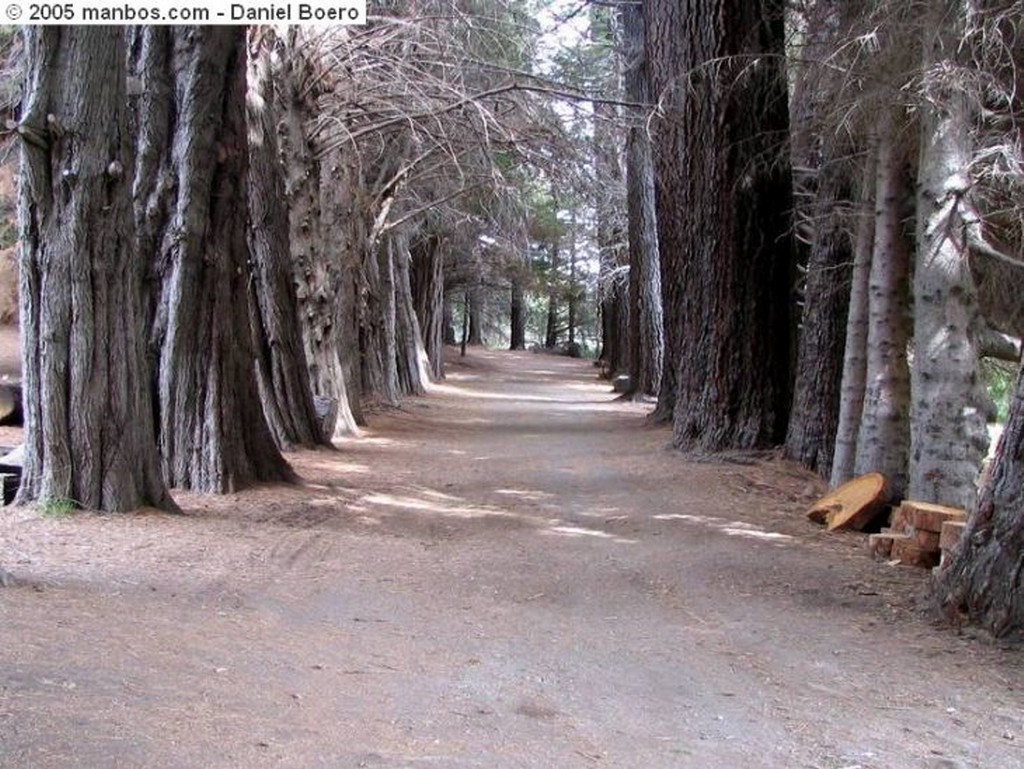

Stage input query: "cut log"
[
  {"left": 806, "top": 472, "right": 892, "bottom": 531},
  {"left": 901, "top": 500, "right": 967, "bottom": 533},
  {"left": 891, "top": 537, "right": 941, "bottom": 568},
  {"left": 889, "top": 505, "right": 909, "bottom": 533},
  {"left": 939, "top": 519, "right": 967, "bottom": 551},
  {"left": 911, "top": 528, "right": 941, "bottom": 550},
  {"left": 868, "top": 532, "right": 909, "bottom": 560}
]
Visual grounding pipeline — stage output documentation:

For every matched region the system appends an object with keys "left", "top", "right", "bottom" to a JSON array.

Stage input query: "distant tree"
[{"left": 17, "top": 27, "right": 175, "bottom": 511}]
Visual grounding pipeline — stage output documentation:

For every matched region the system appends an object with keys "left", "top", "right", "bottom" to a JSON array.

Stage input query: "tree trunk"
[
  {"left": 442, "top": 294, "right": 456, "bottom": 347},
  {"left": 359, "top": 236, "right": 402, "bottom": 406},
  {"left": 276, "top": 41, "right": 358, "bottom": 439},
  {"left": 393, "top": 231, "right": 429, "bottom": 396},
  {"left": 510, "top": 277, "right": 526, "bottom": 351},
  {"left": 17, "top": 27, "right": 175, "bottom": 512},
  {"left": 909, "top": 2, "right": 989, "bottom": 508},
  {"left": 318, "top": 150, "right": 365, "bottom": 428},
  {"left": 784, "top": 155, "right": 854, "bottom": 476},
  {"left": 622, "top": 0, "right": 663, "bottom": 397},
  {"left": 246, "top": 41, "right": 325, "bottom": 450},
  {"left": 410, "top": 232, "right": 446, "bottom": 379},
  {"left": 647, "top": 0, "right": 795, "bottom": 450},
  {"left": 934, "top": 359, "right": 1024, "bottom": 638},
  {"left": 545, "top": 240, "right": 560, "bottom": 349},
  {"left": 134, "top": 27, "right": 292, "bottom": 492},
  {"left": 830, "top": 143, "right": 877, "bottom": 488},
  {"left": 468, "top": 285, "right": 484, "bottom": 346},
  {"left": 853, "top": 114, "right": 913, "bottom": 496}
]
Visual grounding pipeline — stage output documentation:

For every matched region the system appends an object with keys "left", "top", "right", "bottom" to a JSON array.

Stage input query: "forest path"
[{"left": 1, "top": 348, "right": 1023, "bottom": 769}]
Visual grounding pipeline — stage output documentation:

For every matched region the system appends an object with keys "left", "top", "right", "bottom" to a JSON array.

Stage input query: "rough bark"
[
  {"left": 246, "top": 44, "right": 325, "bottom": 450},
  {"left": 510, "top": 277, "right": 526, "bottom": 351},
  {"left": 133, "top": 27, "right": 292, "bottom": 492},
  {"left": 17, "top": 27, "right": 175, "bottom": 511},
  {"left": 410, "top": 232, "right": 445, "bottom": 379},
  {"left": 276, "top": 44, "right": 358, "bottom": 438},
  {"left": 393, "top": 232, "right": 430, "bottom": 396},
  {"left": 784, "top": 155, "right": 854, "bottom": 476},
  {"left": 909, "top": 3, "right": 989, "bottom": 508},
  {"left": 467, "top": 285, "right": 485, "bottom": 346},
  {"left": 830, "top": 145, "right": 877, "bottom": 488},
  {"left": 622, "top": 0, "right": 663, "bottom": 398},
  {"left": 934, "top": 359, "right": 1024, "bottom": 638},
  {"left": 545, "top": 241, "right": 560, "bottom": 349},
  {"left": 647, "top": 0, "right": 795, "bottom": 450},
  {"left": 314, "top": 149, "right": 364, "bottom": 430},
  {"left": 853, "top": 114, "right": 913, "bottom": 496},
  {"left": 359, "top": 235, "right": 402, "bottom": 406}
]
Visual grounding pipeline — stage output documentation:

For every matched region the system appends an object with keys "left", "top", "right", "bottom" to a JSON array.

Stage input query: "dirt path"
[{"left": 1, "top": 349, "right": 1022, "bottom": 769}]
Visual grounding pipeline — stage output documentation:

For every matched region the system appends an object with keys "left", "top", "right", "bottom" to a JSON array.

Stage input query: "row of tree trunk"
[{"left": 16, "top": 26, "right": 445, "bottom": 511}]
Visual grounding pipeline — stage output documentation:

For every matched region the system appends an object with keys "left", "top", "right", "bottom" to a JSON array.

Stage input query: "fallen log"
[{"left": 806, "top": 472, "right": 892, "bottom": 531}]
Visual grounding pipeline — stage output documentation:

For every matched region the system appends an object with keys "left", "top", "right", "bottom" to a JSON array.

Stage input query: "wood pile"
[
  {"left": 806, "top": 473, "right": 891, "bottom": 531},
  {"left": 867, "top": 501, "right": 968, "bottom": 569}
]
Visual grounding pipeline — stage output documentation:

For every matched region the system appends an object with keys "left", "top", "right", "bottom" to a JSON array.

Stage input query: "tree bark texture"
[
  {"left": 622, "top": 0, "right": 663, "bottom": 397},
  {"left": 18, "top": 27, "right": 175, "bottom": 511},
  {"left": 646, "top": 0, "right": 795, "bottom": 450},
  {"left": 909, "top": 3, "right": 989, "bottom": 508},
  {"left": 853, "top": 114, "right": 913, "bottom": 496},
  {"left": 392, "top": 232, "right": 429, "bottom": 396},
  {"left": 246, "top": 43, "right": 325, "bottom": 450},
  {"left": 510, "top": 277, "right": 526, "bottom": 351},
  {"left": 359, "top": 235, "right": 402, "bottom": 406},
  {"left": 830, "top": 144, "right": 876, "bottom": 488},
  {"left": 410, "top": 232, "right": 446, "bottom": 379},
  {"left": 468, "top": 285, "right": 485, "bottom": 346},
  {"left": 784, "top": 155, "right": 854, "bottom": 476},
  {"left": 934, "top": 359, "right": 1024, "bottom": 638},
  {"left": 325, "top": 156, "right": 369, "bottom": 426},
  {"left": 133, "top": 27, "right": 292, "bottom": 492}
]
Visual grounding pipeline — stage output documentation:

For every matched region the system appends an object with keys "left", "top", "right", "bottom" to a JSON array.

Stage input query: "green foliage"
[
  {"left": 982, "top": 359, "right": 1016, "bottom": 424},
  {"left": 39, "top": 498, "right": 77, "bottom": 519}
]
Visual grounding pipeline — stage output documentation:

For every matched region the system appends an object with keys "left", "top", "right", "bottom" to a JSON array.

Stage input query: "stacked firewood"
[
  {"left": 868, "top": 501, "right": 967, "bottom": 569},
  {"left": 805, "top": 474, "right": 969, "bottom": 570}
]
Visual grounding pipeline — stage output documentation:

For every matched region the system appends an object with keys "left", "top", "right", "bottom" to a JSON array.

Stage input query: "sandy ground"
[{"left": 1, "top": 345, "right": 1022, "bottom": 769}]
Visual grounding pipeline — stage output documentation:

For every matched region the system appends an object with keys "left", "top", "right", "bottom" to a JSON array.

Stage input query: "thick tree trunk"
[
  {"left": 909, "top": 4, "right": 989, "bottom": 507},
  {"left": 647, "top": 0, "right": 795, "bottom": 450},
  {"left": 510, "top": 277, "right": 526, "bottom": 351},
  {"left": 246, "top": 44, "right": 325, "bottom": 450},
  {"left": 17, "top": 27, "right": 175, "bottom": 512},
  {"left": 784, "top": 155, "right": 854, "bottom": 476},
  {"left": 934, "top": 359, "right": 1024, "bottom": 638},
  {"left": 392, "top": 232, "right": 429, "bottom": 396},
  {"left": 830, "top": 145, "right": 877, "bottom": 488},
  {"left": 853, "top": 114, "right": 913, "bottom": 496},
  {"left": 318, "top": 150, "right": 365, "bottom": 428},
  {"left": 277, "top": 45, "right": 358, "bottom": 439},
  {"left": 622, "top": 0, "right": 663, "bottom": 397},
  {"left": 410, "top": 232, "right": 445, "bottom": 379},
  {"left": 467, "top": 285, "right": 484, "bottom": 346},
  {"left": 359, "top": 236, "right": 402, "bottom": 406},
  {"left": 134, "top": 27, "right": 292, "bottom": 492},
  {"left": 442, "top": 294, "right": 456, "bottom": 347}
]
